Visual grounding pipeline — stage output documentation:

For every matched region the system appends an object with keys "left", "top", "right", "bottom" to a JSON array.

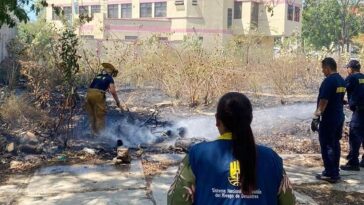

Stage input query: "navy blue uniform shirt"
[
  {"left": 345, "top": 73, "right": 364, "bottom": 127},
  {"left": 89, "top": 74, "right": 114, "bottom": 91},
  {"left": 318, "top": 73, "right": 346, "bottom": 125},
  {"left": 346, "top": 73, "right": 364, "bottom": 107}
]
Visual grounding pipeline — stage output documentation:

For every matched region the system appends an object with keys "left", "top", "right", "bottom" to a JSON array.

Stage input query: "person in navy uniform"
[
  {"left": 346, "top": 139, "right": 364, "bottom": 167},
  {"left": 311, "top": 57, "right": 346, "bottom": 183},
  {"left": 168, "top": 92, "right": 295, "bottom": 205},
  {"left": 341, "top": 60, "right": 364, "bottom": 171}
]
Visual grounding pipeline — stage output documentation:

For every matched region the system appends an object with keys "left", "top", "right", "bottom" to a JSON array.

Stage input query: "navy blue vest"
[{"left": 189, "top": 134, "right": 283, "bottom": 205}]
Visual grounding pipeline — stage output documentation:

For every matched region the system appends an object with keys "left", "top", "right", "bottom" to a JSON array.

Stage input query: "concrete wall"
[
  {"left": 258, "top": 3, "right": 286, "bottom": 36},
  {"left": 0, "top": 25, "right": 17, "bottom": 63},
  {"left": 231, "top": 0, "right": 302, "bottom": 37},
  {"left": 260, "top": 0, "right": 302, "bottom": 37},
  {"left": 283, "top": 2, "right": 302, "bottom": 36},
  {"left": 232, "top": 2, "right": 252, "bottom": 34},
  {"left": 104, "top": 18, "right": 171, "bottom": 40},
  {"left": 78, "top": 13, "right": 105, "bottom": 39}
]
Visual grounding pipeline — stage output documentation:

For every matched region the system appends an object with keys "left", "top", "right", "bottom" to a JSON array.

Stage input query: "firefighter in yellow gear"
[{"left": 85, "top": 63, "right": 123, "bottom": 135}]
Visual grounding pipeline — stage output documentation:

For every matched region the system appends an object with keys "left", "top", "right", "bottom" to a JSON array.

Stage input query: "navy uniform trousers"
[
  {"left": 319, "top": 120, "right": 343, "bottom": 178},
  {"left": 347, "top": 111, "right": 364, "bottom": 166}
]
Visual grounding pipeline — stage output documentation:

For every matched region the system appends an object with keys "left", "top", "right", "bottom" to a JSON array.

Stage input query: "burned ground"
[{"left": 0, "top": 86, "right": 362, "bottom": 205}]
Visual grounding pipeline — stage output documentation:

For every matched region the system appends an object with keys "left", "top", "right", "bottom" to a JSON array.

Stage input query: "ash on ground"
[{"left": 0, "top": 86, "right": 353, "bottom": 186}]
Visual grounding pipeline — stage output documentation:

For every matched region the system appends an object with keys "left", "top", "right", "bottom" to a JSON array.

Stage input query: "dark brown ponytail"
[{"left": 216, "top": 92, "right": 257, "bottom": 194}]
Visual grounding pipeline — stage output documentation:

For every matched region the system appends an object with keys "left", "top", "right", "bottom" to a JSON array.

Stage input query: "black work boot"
[
  {"left": 315, "top": 173, "right": 340, "bottom": 183},
  {"left": 340, "top": 164, "right": 360, "bottom": 171}
]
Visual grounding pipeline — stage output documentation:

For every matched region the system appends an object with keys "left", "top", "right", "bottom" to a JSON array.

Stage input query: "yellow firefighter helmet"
[{"left": 101, "top": 63, "right": 119, "bottom": 77}]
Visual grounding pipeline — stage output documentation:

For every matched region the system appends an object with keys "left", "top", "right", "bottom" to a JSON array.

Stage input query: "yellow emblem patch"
[
  {"left": 336, "top": 87, "right": 346, "bottom": 93},
  {"left": 359, "top": 79, "right": 364, "bottom": 84},
  {"left": 96, "top": 76, "right": 106, "bottom": 80},
  {"left": 228, "top": 160, "right": 240, "bottom": 186}
]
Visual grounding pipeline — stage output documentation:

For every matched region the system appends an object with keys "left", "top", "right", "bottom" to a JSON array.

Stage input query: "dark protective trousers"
[
  {"left": 319, "top": 121, "right": 344, "bottom": 178},
  {"left": 347, "top": 126, "right": 364, "bottom": 166}
]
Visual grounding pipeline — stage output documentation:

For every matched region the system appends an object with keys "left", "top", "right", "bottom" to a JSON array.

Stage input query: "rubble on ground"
[
  {"left": 82, "top": 147, "right": 96, "bottom": 155},
  {"left": 6, "top": 142, "right": 15, "bottom": 153},
  {"left": 113, "top": 147, "right": 131, "bottom": 165}
]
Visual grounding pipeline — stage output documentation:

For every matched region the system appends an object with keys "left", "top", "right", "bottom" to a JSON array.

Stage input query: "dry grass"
[
  {"left": 79, "top": 37, "right": 324, "bottom": 107},
  {"left": 0, "top": 94, "right": 49, "bottom": 129},
  {"left": 14, "top": 21, "right": 358, "bottom": 107},
  {"left": 119, "top": 42, "right": 322, "bottom": 106},
  {"left": 136, "top": 45, "right": 246, "bottom": 106},
  {"left": 76, "top": 36, "right": 358, "bottom": 107},
  {"left": 267, "top": 56, "right": 322, "bottom": 95},
  {"left": 19, "top": 60, "right": 64, "bottom": 105}
]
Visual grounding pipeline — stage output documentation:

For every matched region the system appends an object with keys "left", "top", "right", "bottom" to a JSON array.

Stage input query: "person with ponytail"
[{"left": 168, "top": 92, "right": 295, "bottom": 205}]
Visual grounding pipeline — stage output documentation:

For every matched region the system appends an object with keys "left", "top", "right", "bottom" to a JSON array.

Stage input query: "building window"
[
  {"left": 63, "top": 6, "right": 72, "bottom": 21},
  {"left": 175, "top": 0, "right": 184, "bottom": 6},
  {"left": 125, "top": 36, "right": 138, "bottom": 41},
  {"left": 288, "top": 5, "right": 294, "bottom": 21},
  {"left": 108, "top": 4, "right": 119, "bottom": 18},
  {"left": 140, "top": 3, "right": 152, "bottom": 18},
  {"left": 251, "top": 2, "right": 259, "bottom": 28},
  {"left": 294, "top": 6, "right": 300, "bottom": 22},
  {"left": 81, "top": 35, "right": 94, "bottom": 39},
  {"left": 155, "top": 2, "right": 167, "bottom": 17},
  {"left": 192, "top": 0, "right": 198, "bottom": 5},
  {"left": 91, "top": 5, "right": 101, "bottom": 16},
  {"left": 52, "top": 7, "right": 60, "bottom": 20},
  {"left": 158, "top": 37, "right": 168, "bottom": 41},
  {"left": 227, "top": 8, "right": 233, "bottom": 28},
  {"left": 121, "top": 4, "right": 132, "bottom": 18},
  {"left": 79, "top": 6, "right": 89, "bottom": 16},
  {"left": 234, "top": 2, "right": 242, "bottom": 19}
]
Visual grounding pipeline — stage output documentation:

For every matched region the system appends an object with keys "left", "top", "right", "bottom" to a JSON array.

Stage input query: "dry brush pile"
[
  {"left": 0, "top": 20, "right": 83, "bottom": 146},
  {"left": 80, "top": 36, "right": 324, "bottom": 107},
  {"left": 2, "top": 20, "right": 329, "bottom": 115}
]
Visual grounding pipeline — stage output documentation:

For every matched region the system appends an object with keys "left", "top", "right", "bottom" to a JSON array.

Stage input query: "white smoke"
[
  {"left": 101, "top": 117, "right": 167, "bottom": 147},
  {"left": 97, "top": 103, "right": 317, "bottom": 148},
  {"left": 252, "top": 103, "right": 316, "bottom": 135},
  {"left": 174, "top": 116, "right": 219, "bottom": 140},
  {"left": 168, "top": 103, "right": 316, "bottom": 140}
]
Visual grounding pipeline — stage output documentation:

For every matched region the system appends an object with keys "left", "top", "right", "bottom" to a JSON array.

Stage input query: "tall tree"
[
  {"left": 302, "top": 0, "right": 363, "bottom": 51},
  {"left": 303, "top": 0, "right": 342, "bottom": 50},
  {"left": 0, "top": 0, "right": 47, "bottom": 28},
  {"left": 338, "top": 0, "right": 364, "bottom": 51}
]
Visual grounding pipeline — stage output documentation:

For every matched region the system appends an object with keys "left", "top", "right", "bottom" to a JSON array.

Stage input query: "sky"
[
  {"left": 28, "top": 11, "right": 37, "bottom": 21},
  {"left": 25, "top": 0, "right": 37, "bottom": 21}
]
